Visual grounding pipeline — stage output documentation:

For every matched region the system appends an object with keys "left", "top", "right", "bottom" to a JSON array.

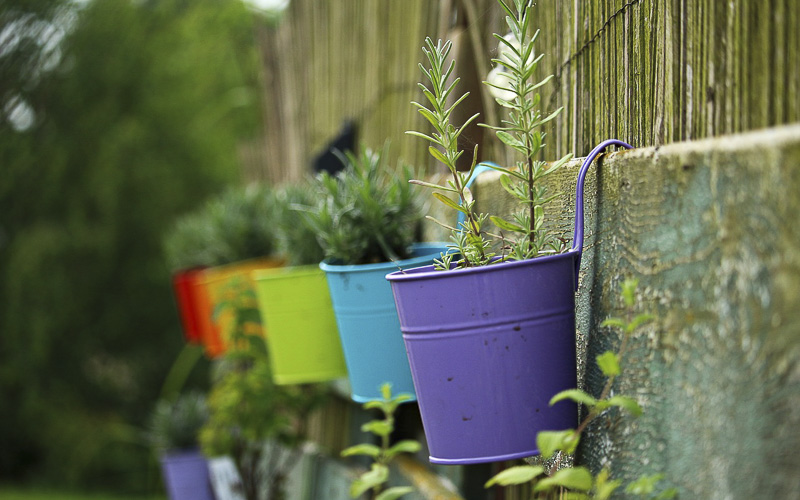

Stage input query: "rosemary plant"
[{"left": 408, "top": 0, "right": 572, "bottom": 269}]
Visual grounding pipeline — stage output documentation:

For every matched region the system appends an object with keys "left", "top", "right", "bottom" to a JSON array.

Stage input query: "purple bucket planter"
[
  {"left": 386, "top": 140, "right": 633, "bottom": 464},
  {"left": 159, "top": 449, "right": 214, "bottom": 500}
]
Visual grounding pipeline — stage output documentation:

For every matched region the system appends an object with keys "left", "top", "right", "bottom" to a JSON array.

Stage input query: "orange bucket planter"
[{"left": 198, "top": 257, "right": 283, "bottom": 357}]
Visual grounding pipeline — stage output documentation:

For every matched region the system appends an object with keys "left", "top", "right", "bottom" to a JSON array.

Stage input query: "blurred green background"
[{"left": 0, "top": 0, "right": 271, "bottom": 495}]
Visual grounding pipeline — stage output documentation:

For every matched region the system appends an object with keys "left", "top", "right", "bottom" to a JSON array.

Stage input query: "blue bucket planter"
[
  {"left": 159, "top": 449, "right": 214, "bottom": 500},
  {"left": 320, "top": 243, "right": 448, "bottom": 402}
]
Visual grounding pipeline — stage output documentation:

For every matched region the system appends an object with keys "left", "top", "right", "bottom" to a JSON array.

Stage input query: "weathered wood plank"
[
  {"left": 247, "top": 0, "right": 799, "bottom": 184},
  {"left": 467, "top": 125, "right": 800, "bottom": 499}
]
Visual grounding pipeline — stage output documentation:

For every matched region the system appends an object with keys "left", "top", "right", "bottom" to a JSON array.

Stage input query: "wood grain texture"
[{"left": 244, "top": 1, "right": 798, "bottom": 185}]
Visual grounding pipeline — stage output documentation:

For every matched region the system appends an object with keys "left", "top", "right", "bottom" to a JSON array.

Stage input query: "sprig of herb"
[
  {"left": 408, "top": 0, "right": 572, "bottom": 269},
  {"left": 408, "top": 38, "right": 493, "bottom": 269},
  {"left": 341, "top": 383, "right": 420, "bottom": 500},
  {"left": 481, "top": 0, "right": 572, "bottom": 259}
]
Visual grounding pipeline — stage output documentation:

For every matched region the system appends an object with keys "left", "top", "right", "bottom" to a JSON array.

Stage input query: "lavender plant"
[
  {"left": 301, "top": 144, "right": 423, "bottom": 266},
  {"left": 408, "top": 0, "right": 572, "bottom": 269}
]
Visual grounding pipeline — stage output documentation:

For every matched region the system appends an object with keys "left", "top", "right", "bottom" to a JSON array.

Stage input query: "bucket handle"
[{"left": 571, "top": 139, "right": 634, "bottom": 284}]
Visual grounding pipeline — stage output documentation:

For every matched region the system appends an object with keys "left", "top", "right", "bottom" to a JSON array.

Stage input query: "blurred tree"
[{"left": 0, "top": 0, "right": 262, "bottom": 491}]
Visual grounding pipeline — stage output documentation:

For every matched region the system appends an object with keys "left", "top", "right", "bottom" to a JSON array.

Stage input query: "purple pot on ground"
[
  {"left": 386, "top": 140, "right": 633, "bottom": 465},
  {"left": 159, "top": 449, "right": 214, "bottom": 500}
]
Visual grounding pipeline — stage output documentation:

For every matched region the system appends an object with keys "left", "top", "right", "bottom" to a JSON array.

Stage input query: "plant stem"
[
  {"left": 453, "top": 171, "right": 485, "bottom": 265},
  {"left": 526, "top": 146, "right": 535, "bottom": 254},
  {"left": 552, "top": 304, "right": 635, "bottom": 473}
]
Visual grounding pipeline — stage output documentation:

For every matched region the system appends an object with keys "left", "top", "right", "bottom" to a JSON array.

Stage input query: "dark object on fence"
[{"left": 313, "top": 121, "right": 357, "bottom": 175}]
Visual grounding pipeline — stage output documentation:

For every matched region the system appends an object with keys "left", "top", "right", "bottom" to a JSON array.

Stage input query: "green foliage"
[
  {"left": 200, "top": 292, "right": 329, "bottom": 500},
  {"left": 301, "top": 144, "right": 423, "bottom": 265},
  {"left": 164, "top": 183, "right": 280, "bottom": 270},
  {"left": 480, "top": 0, "right": 572, "bottom": 259},
  {"left": 0, "top": 0, "right": 262, "bottom": 489},
  {"left": 625, "top": 474, "right": 679, "bottom": 499},
  {"left": 272, "top": 182, "right": 326, "bottom": 266},
  {"left": 408, "top": 0, "right": 571, "bottom": 269},
  {"left": 147, "top": 392, "right": 208, "bottom": 454},
  {"left": 341, "top": 383, "right": 419, "bottom": 499},
  {"left": 485, "top": 465, "right": 545, "bottom": 487},
  {"left": 485, "top": 278, "right": 676, "bottom": 498}
]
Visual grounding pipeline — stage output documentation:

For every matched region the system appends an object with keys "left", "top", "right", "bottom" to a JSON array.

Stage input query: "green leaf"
[
  {"left": 350, "top": 464, "right": 389, "bottom": 498},
  {"left": 625, "top": 473, "right": 664, "bottom": 496},
  {"left": 537, "top": 430, "right": 578, "bottom": 459},
  {"left": 535, "top": 106, "right": 564, "bottom": 128},
  {"left": 380, "top": 383, "right": 392, "bottom": 401},
  {"left": 489, "top": 215, "right": 526, "bottom": 233},
  {"left": 483, "top": 162, "right": 526, "bottom": 181},
  {"left": 596, "top": 351, "right": 620, "bottom": 377},
  {"left": 361, "top": 420, "right": 393, "bottom": 437},
  {"left": 594, "top": 468, "right": 623, "bottom": 500},
  {"left": 621, "top": 278, "right": 639, "bottom": 307},
  {"left": 484, "top": 465, "right": 545, "bottom": 487},
  {"left": 550, "top": 389, "right": 598, "bottom": 407},
  {"left": 376, "top": 486, "right": 415, "bottom": 500},
  {"left": 341, "top": 443, "right": 381, "bottom": 458},
  {"left": 656, "top": 487, "right": 679, "bottom": 499},
  {"left": 496, "top": 130, "right": 524, "bottom": 149},
  {"left": 600, "top": 317, "right": 627, "bottom": 330},
  {"left": 408, "top": 179, "right": 457, "bottom": 192},
  {"left": 463, "top": 186, "right": 474, "bottom": 206},
  {"left": 432, "top": 192, "right": 467, "bottom": 214},
  {"left": 393, "top": 393, "right": 414, "bottom": 404},
  {"left": 385, "top": 439, "right": 422, "bottom": 459},
  {"left": 534, "top": 466, "right": 593, "bottom": 492},
  {"left": 363, "top": 400, "right": 387, "bottom": 411},
  {"left": 428, "top": 146, "right": 450, "bottom": 166},
  {"left": 562, "top": 493, "right": 590, "bottom": 500},
  {"left": 405, "top": 129, "right": 437, "bottom": 144},
  {"left": 626, "top": 313, "right": 655, "bottom": 334},
  {"left": 545, "top": 152, "right": 573, "bottom": 174},
  {"left": 424, "top": 215, "right": 457, "bottom": 231},
  {"left": 605, "top": 395, "right": 643, "bottom": 417},
  {"left": 498, "top": 174, "right": 518, "bottom": 199}
]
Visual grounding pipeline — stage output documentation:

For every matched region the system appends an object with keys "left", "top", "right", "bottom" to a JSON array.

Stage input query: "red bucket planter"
[{"left": 171, "top": 268, "right": 207, "bottom": 344}]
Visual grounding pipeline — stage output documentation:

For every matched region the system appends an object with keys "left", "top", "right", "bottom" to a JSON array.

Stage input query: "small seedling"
[
  {"left": 484, "top": 279, "right": 677, "bottom": 499},
  {"left": 341, "top": 383, "right": 421, "bottom": 500}
]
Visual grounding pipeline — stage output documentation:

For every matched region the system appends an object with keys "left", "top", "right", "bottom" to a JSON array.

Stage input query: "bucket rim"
[
  {"left": 319, "top": 242, "right": 448, "bottom": 274},
  {"left": 253, "top": 264, "right": 324, "bottom": 281},
  {"left": 385, "top": 249, "right": 580, "bottom": 283}
]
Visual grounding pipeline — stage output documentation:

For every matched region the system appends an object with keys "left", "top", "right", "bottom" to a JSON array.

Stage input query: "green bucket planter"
[{"left": 253, "top": 265, "right": 347, "bottom": 384}]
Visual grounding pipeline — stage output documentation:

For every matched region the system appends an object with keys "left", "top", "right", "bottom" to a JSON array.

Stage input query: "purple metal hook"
[{"left": 571, "top": 139, "right": 634, "bottom": 285}]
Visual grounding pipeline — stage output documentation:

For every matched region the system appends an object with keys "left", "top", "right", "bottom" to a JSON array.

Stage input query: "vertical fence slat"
[{"left": 245, "top": 0, "right": 800, "bottom": 184}]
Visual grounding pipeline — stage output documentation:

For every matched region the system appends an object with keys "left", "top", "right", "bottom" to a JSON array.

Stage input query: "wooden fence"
[{"left": 242, "top": 0, "right": 799, "bottom": 184}]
